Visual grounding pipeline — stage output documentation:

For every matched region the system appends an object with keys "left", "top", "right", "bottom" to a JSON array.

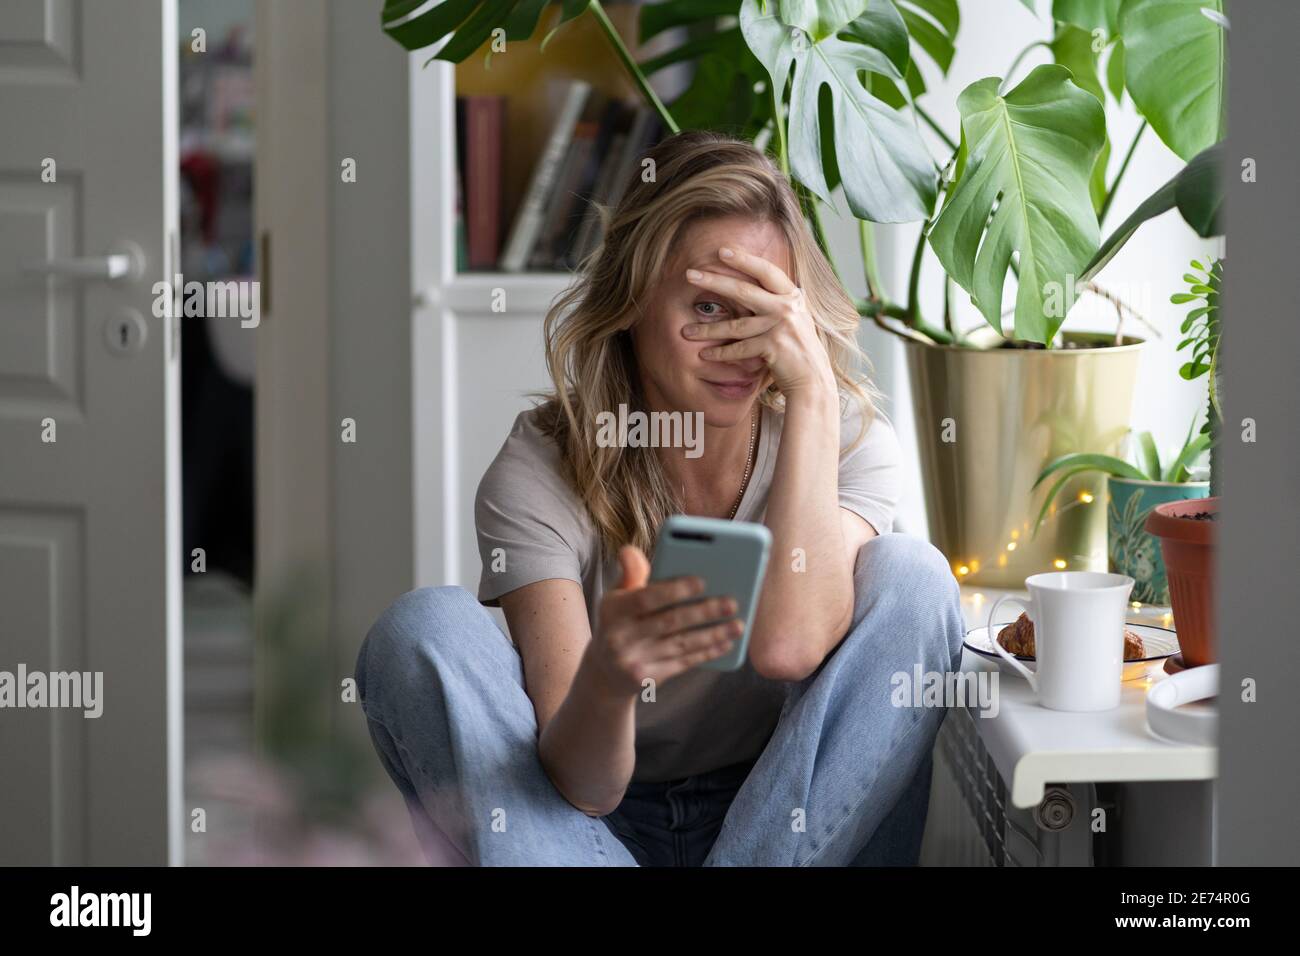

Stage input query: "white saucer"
[{"left": 963, "top": 623, "right": 1180, "bottom": 683}]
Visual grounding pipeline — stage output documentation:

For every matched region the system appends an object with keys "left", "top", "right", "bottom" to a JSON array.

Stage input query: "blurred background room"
[{"left": 0, "top": 0, "right": 1240, "bottom": 867}]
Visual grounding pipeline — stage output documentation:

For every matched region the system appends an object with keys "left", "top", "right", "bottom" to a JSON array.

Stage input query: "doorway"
[{"left": 177, "top": 0, "right": 256, "bottom": 865}]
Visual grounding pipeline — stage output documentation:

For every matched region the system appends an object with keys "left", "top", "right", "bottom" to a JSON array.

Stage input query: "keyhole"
[{"left": 105, "top": 313, "right": 145, "bottom": 355}]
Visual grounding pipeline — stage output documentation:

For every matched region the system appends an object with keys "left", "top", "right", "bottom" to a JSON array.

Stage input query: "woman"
[{"left": 356, "top": 130, "right": 965, "bottom": 866}]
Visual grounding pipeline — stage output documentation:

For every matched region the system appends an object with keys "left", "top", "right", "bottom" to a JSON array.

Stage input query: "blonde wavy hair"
[{"left": 536, "top": 129, "right": 883, "bottom": 557}]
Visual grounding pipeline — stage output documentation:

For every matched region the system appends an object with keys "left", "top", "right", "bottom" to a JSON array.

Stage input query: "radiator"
[{"left": 921, "top": 706, "right": 1100, "bottom": 867}]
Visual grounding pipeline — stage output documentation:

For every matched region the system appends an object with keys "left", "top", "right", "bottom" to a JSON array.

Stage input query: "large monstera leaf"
[
  {"left": 928, "top": 65, "right": 1106, "bottom": 343},
  {"left": 1120, "top": 0, "right": 1226, "bottom": 161},
  {"left": 381, "top": 0, "right": 589, "bottom": 59},
  {"left": 1050, "top": 23, "right": 1112, "bottom": 211},
  {"left": 740, "top": 0, "right": 937, "bottom": 223}
]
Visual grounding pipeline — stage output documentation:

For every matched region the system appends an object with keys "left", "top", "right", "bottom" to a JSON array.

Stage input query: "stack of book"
[{"left": 455, "top": 81, "right": 665, "bottom": 273}]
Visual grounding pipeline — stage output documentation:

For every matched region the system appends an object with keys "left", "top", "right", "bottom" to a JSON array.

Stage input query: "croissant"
[{"left": 996, "top": 611, "right": 1146, "bottom": 660}]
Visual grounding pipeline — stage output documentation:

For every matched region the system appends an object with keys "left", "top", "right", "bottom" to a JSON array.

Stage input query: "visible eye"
[{"left": 694, "top": 300, "right": 729, "bottom": 320}]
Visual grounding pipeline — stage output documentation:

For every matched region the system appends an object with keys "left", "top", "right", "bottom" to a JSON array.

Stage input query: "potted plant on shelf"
[
  {"left": 1143, "top": 257, "right": 1222, "bottom": 666},
  {"left": 382, "top": 0, "right": 1227, "bottom": 585}
]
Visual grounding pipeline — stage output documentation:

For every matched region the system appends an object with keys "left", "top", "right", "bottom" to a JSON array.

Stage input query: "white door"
[{"left": 0, "top": 0, "right": 180, "bottom": 864}]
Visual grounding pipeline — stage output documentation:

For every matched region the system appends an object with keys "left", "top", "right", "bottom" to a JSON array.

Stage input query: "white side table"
[
  {"left": 923, "top": 585, "right": 1218, "bottom": 866},
  {"left": 960, "top": 584, "right": 1216, "bottom": 807}
]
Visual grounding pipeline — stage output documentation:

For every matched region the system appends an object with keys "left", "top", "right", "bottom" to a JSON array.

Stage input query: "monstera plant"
[
  {"left": 383, "top": 0, "right": 1228, "bottom": 584},
  {"left": 382, "top": 0, "right": 1226, "bottom": 348}
]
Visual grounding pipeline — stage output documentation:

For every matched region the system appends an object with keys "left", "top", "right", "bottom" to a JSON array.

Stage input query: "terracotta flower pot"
[{"left": 1144, "top": 496, "right": 1219, "bottom": 666}]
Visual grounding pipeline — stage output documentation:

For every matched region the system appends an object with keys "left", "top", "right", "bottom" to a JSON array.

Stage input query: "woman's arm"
[
  {"left": 500, "top": 548, "right": 743, "bottom": 816},
  {"left": 500, "top": 579, "right": 637, "bottom": 816},
  {"left": 748, "top": 384, "right": 876, "bottom": 680}
]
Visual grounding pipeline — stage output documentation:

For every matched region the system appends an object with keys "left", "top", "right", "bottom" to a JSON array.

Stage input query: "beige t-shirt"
[{"left": 475, "top": 400, "right": 903, "bottom": 782}]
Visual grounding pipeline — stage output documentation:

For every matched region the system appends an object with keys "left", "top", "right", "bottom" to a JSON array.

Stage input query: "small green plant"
[
  {"left": 1172, "top": 258, "right": 1223, "bottom": 496},
  {"left": 1030, "top": 415, "right": 1211, "bottom": 539},
  {"left": 1174, "top": 257, "right": 1222, "bottom": 394}
]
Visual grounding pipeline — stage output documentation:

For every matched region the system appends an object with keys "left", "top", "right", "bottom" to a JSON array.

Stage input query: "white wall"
[{"left": 824, "top": 3, "right": 1220, "bottom": 538}]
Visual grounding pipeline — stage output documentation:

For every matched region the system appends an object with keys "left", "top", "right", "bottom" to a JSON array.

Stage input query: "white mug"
[{"left": 986, "top": 571, "right": 1135, "bottom": 711}]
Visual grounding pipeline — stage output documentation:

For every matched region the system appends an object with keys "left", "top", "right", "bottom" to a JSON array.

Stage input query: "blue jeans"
[{"left": 355, "top": 532, "right": 965, "bottom": 866}]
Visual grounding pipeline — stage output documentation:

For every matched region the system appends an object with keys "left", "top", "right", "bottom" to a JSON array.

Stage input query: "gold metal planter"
[{"left": 901, "top": 331, "right": 1144, "bottom": 588}]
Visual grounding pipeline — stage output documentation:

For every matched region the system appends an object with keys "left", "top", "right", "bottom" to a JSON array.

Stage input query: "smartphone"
[{"left": 648, "top": 515, "right": 772, "bottom": 672}]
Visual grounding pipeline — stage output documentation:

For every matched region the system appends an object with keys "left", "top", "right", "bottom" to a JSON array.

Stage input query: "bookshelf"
[
  {"left": 451, "top": 4, "right": 669, "bottom": 277},
  {"left": 410, "top": 4, "right": 679, "bottom": 592}
]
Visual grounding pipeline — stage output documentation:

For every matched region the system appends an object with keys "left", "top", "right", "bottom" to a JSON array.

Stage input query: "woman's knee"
[
  {"left": 354, "top": 585, "right": 482, "bottom": 705},
  {"left": 855, "top": 533, "right": 954, "bottom": 595},
  {"left": 849, "top": 533, "right": 964, "bottom": 666}
]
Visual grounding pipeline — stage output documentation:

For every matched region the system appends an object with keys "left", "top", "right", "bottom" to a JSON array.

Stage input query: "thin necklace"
[{"left": 727, "top": 407, "right": 759, "bottom": 520}]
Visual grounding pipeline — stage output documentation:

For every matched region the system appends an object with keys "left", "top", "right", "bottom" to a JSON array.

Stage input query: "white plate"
[{"left": 963, "top": 623, "right": 1180, "bottom": 683}]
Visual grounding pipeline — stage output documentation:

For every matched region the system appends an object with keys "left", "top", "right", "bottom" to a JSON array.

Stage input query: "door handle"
[{"left": 21, "top": 240, "right": 145, "bottom": 282}]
